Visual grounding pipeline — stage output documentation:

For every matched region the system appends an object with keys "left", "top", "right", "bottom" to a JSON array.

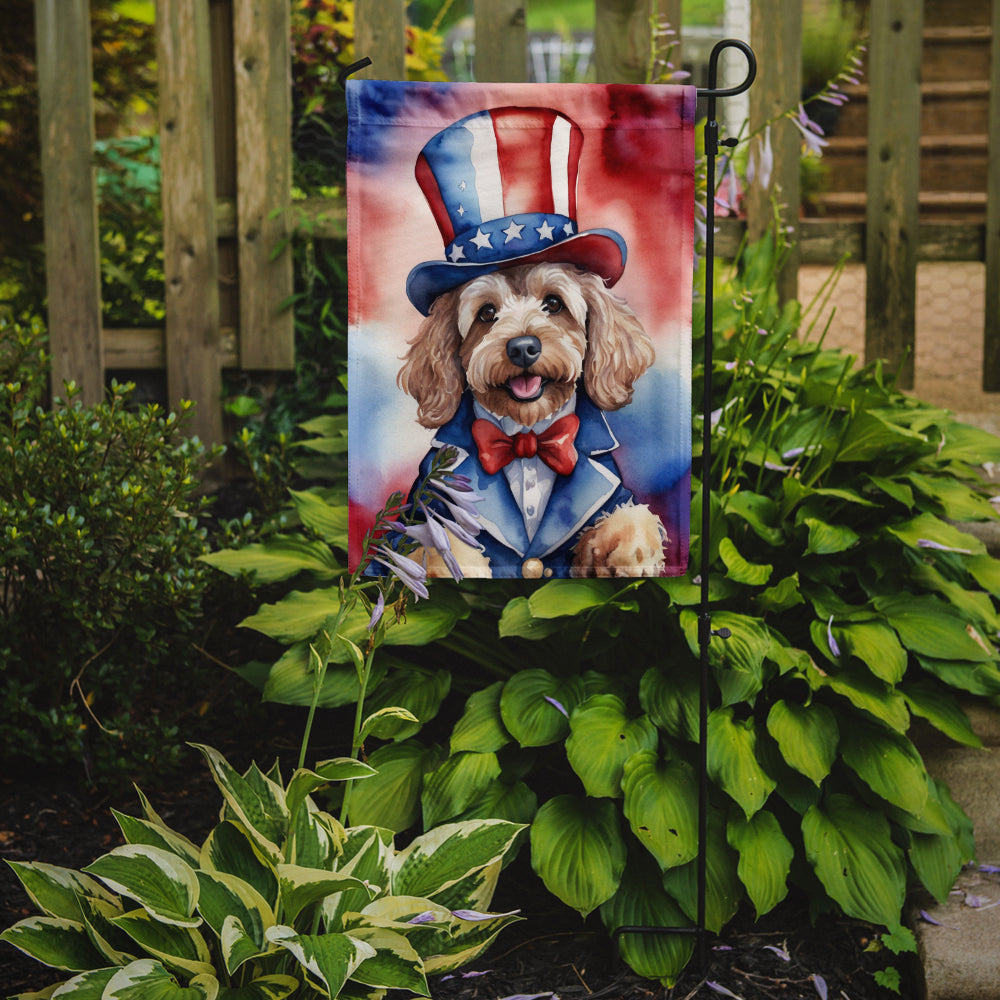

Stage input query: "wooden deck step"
[{"left": 812, "top": 190, "right": 987, "bottom": 222}]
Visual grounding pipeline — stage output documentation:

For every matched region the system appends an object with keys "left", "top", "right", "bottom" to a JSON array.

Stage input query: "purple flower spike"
[
  {"left": 763, "top": 944, "right": 790, "bottom": 961},
  {"left": 917, "top": 538, "right": 972, "bottom": 554},
  {"left": 374, "top": 545, "right": 429, "bottom": 600},
  {"left": 827, "top": 615, "right": 841, "bottom": 658},
  {"left": 452, "top": 908, "right": 520, "bottom": 921}
]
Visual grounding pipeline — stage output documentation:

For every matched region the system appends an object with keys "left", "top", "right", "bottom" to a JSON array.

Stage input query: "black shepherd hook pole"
[
  {"left": 337, "top": 56, "right": 373, "bottom": 90},
  {"left": 612, "top": 38, "right": 755, "bottom": 976}
]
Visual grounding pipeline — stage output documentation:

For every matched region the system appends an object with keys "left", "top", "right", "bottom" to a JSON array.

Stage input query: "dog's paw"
[{"left": 570, "top": 504, "right": 667, "bottom": 578}]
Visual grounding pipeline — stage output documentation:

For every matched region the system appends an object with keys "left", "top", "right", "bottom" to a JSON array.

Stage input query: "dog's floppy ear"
[
  {"left": 579, "top": 272, "right": 655, "bottom": 411},
  {"left": 397, "top": 289, "right": 466, "bottom": 428}
]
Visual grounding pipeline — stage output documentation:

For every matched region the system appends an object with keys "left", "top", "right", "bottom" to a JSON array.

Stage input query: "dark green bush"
[{"left": 0, "top": 317, "right": 220, "bottom": 784}]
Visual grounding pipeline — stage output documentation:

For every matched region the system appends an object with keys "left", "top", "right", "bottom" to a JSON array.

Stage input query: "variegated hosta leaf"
[
  {"left": 661, "top": 810, "right": 742, "bottom": 934},
  {"left": 727, "top": 810, "right": 793, "bottom": 918},
  {"left": 323, "top": 829, "right": 393, "bottom": 931},
  {"left": 0, "top": 916, "right": 107, "bottom": 971},
  {"left": 4, "top": 861, "right": 118, "bottom": 922},
  {"left": 529, "top": 795, "right": 626, "bottom": 917},
  {"left": 838, "top": 718, "right": 929, "bottom": 817},
  {"left": 77, "top": 894, "right": 136, "bottom": 966},
  {"left": 83, "top": 846, "right": 200, "bottom": 928},
  {"left": 420, "top": 751, "right": 502, "bottom": 829},
  {"left": 200, "top": 822, "right": 278, "bottom": 910},
  {"left": 347, "top": 740, "right": 442, "bottom": 833},
  {"left": 706, "top": 707, "right": 776, "bottom": 819},
  {"left": 450, "top": 681, "right": 511, "bottom": 754},
  {"left": 344, "top": 926, "right": 429, "bottom": 995},
  {"left": 424, "top": 859, "right": 501, "bottom": 916},
  {"left": 214, "top": 975, "right": 299, "bottom": 1000},
  {"left": 566, "top": 695, "right": 658, "bottom": 799},
  {"left": 499, "top": 669, "right": 585, "bottom": 747},
  {"left": 265, "top": 926, "right": 375, "bottom": 998},
  {"left": 46, "top": 966, "right": 118, "bottom": 997},
  {"left": 422, "top": 907, "right": 522, "bottom": 975},
  {"left": 195, "top": 871, "right": 274, "bottom": 974},
  {"left": 110, "top": 908, "right": 214, "bottom": 978},
  {"left": 276, "top": 864, "right": 375, "bottom": 925},
  {"left": 112, "top": 810, "right": 202, "bottom": 868},
  {"left": 102, "top": 958, "right": 218, "bottom": 999},
  {"left": 599, "top": 853, "right": 694, "bottom": 987},
  {"left": 190, "top": 745, "right": 287, "bottom": 863},
  {"left": 765, "top": 700, "right": 838, "bottom": 786},
  {"left": 288, "top": 801, "right": 344, "bottom": 870},
  {"left": 621, "top": 751, "right": 699, "bottom": 871},
  {"left": 802, "top": 793, "right": 906, "bottom": 926},
  {"left": 285, "top": 760, "right": 375, "bottom": 823},
  {"left": 391, "top": 820, "right": 524, "bottom": 901}
]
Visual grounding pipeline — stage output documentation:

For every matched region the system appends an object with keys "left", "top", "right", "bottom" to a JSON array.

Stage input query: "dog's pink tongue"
[{"left": 509, "top": 374, "right": 542, "bottom": 399}]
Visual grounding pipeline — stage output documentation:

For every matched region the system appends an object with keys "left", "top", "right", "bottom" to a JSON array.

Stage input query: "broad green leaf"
[
  {"left": 906, "top": 472, "right": 998, "bottom": 521},
  {"left": 360, "top": 706, "right": 421, "bottom": 742},
  {"left": 808, "top": 660, "right": 910, "bottom": 732},
  {"left": 680, "top": 610, "right": 770, "bottom": 706},
  {"left": 707, "top": 707, "right": 776, "bottom": 818},
  {"left": 190, "top": 746, "right": 287, "bottom": 862},
  {"left": 885, "top": 512, "right": 985, "bottom": 557},
  {"left": 901, "top": 680, "right": 982, "bottom": 748},
  {"left": 802, "top": 793, "right": 906, "bottom": 926},
  {"left": 935, "top": 421, "right": 1000, "bottom": 464},
  {"left": 803, "top": 517, "right": 859, "bottom": 556},
  {"left": 277, "top": 865, "right": 374, "bottom": 925},
  {"left": 834, "top": 621, "right": 907, "bottom": 684},
  {"left": 453, "top": 779, "right": 538, "bottom": 827},
  {"left": 660, "top": 810, "right": 741, "bottom": 933},
  {"left": 347, "top": 740, "right": 442, "bottom": 832},
  {"left": 199, "top": 822, "right": 278, "bottom": 910},
  {"left": 112, "top": 812, "right": 201, "bottom": 868},
  {"left": 839, "top": 719, "right": 928, "bottom": 816},
  {"left": 874, "top": 594, "right": 995, "bottom": 662},
  {"left": 906, "top": 782, "right": 970, "bottom": 903},
  {"left": 421, "top": 751, "right": 502, "bottom": 828},
  {"left": 530, "top": 795, "right": 626, "bottom": 917},
  {"left": 910, "top": 562, "right": 1000, "bottom": 633},
  {"left": 527, "top": 579, "right": 619, "bottom": 617},
  {"left": 285, "top": 759, "right": 376, "bottom": 822},
  {"left": 621, "top": 751, "right": 699, "bottom": 870},
  {"left": 195, "top": 871, "right": 273, "bottom": 974},
  {"left": 599, "top": 853, "right": 694, "bottom": 987},
  {"left": 216, "top": 975, "right": 299, "bottom": 1000},
  {"left": 200, "top": 536, "right": 340, "bottom": 583},
  {"left": 755, "top": 573, "right": 804, "bottom": 614},
  {"left": 110, "top": 909, "right": 214, "bottom": 978},
  {"left": 966, "top": 553, "right": 1000, "bottom": 597},
  {"left": 718, "top": 537, "right": 772, "bottom": 585},
  {"left": 499, "top": 670, "right": 584, "bottom": 747},
  {"left": 103, "top": 959, "right": 218, "bottom": 1000},
  {"left": 566, "top": 695, "right": 658, "bottom": 798},
  {"left": 724, "top": 490, "right": 784, "bottom": 545},
  {"left": 727, "top": 811, "right": 793, "bottom": 917},
  {"left": 260, "top": 643, "right": 387, "bottom": 709},
  {"left": 497, "top": 597, "right": 565, "bottom": 639},
  {"left": 0, "top": 916, "right": 107, "bottom": 971},
  {"left": 288, "top": 488, "right": 349, "bottom": 544},
  {"left": 346, "top": 926, "right": 428, "bottom": 994},
  {"left": 265, "top": 926, "right": 375, "bottom": 997},
  {"left": 639, "top": 664, "right": 699, "bottom": 742},
  {"left": 835, "top": 410, "right": 927, "bottom": 463},
  {"left": 916, "top": 655, "right": 1000, "bottom": 697},
  {"left": 5, "top": 862, "right": 118, "bottom": 923},
  {"left": 450, "top": 682, "right": 511, "bottom": 754},
  {"left": 83, "top": 846, "right": 200, "bottom": 928},
  {"left": 393, "top": 820, "right": 524, "bottom": 900},
  {"left": 362, "top": 667, "right": 451, "bottom": 740},
  {"left": 765, "top": 700, "right": 837, "bottom": 786},
  {"left": 865, "top": 474, "right": 914, "bottom": 509}
]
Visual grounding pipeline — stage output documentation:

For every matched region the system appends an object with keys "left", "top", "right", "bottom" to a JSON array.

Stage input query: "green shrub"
[
  {"left": 1, "top": 743, "right": 524, "bottom": 998},
  {"left": 0, "top": 317, "right": 221, "bottom": 784}
]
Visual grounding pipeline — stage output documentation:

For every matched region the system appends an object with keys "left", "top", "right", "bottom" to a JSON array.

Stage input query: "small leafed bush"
[
  {"left": 1, "top": 743, "right": 524, "bottom": 998},
  {"left": 0, "top": 317, "right": 219, "bottom": 782}
]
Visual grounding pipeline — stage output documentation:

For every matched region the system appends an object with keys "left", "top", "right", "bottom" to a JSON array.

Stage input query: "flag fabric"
[{"left": 347, "top": 80, "right": 695, "bottom": 580}]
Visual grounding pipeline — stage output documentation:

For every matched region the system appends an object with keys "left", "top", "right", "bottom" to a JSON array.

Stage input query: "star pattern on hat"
[
  {"left": 536, "top": 221, "right": 555, "bottom": 242},
  {"left": 563, "top": 222, "right": 575, "bottom": 235},
  {"left": 471, "top": 228, "right": 493, "bottom": 251},
  {"left": 448, "top": 244, "right": 466, "bottom": 262},
  {"left": 457, "top": 204, "right": 465, "bottom": 217},
  {"left": 502, "top": 219, "right": 525, "bottom": 244}
]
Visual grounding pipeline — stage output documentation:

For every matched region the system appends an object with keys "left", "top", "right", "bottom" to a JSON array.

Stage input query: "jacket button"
[{"left": 521, "top": 558, "right": 544, "bottom": 578}]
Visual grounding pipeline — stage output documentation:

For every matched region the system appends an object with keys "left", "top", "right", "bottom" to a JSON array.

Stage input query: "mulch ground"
[{"left": 1, "top": 738, "right": 914, "bottom": 1000}]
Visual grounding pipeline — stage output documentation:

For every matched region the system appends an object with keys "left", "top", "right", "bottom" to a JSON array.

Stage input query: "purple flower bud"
[
  {"left": 544, "top": 695, "right": 569, "bottom": 718},
  {"left": 367, "top": 591, "right": 385, "bottom": 631},
  {"left": 812, "top": 974, "right": 828, "bottom": 1000},
  {"left": 407, "top": 911, "right": 438, "bottom": 924},
  {"left": 827, "top": 616, "right": 841, "bottom": 658}
]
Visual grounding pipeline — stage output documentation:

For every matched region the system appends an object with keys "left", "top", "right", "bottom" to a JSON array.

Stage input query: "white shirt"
[{"left": 472, "top": 393, "right": 578, "bottom": 541}]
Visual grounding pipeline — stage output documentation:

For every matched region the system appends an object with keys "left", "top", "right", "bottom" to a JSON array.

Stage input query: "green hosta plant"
[{"left": 1, "top": 743, "right": 523, "bottom": 999}]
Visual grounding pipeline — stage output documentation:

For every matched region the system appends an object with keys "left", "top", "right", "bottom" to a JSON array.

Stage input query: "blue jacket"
[{"left": 410, "top": 391, "right": 635, "bottom": 578}]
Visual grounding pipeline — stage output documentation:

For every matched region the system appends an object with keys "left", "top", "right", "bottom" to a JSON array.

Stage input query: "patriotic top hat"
[{"left": 406, "top": 106, "right": 628, "bottom": 315}]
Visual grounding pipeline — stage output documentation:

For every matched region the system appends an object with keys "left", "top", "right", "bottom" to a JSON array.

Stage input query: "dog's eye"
[
  {"left": 542, "top": 294, "right": 564, "bottom": 314},
  {"left": 477, "top": 303, "right": 497, "bottom": 323}
]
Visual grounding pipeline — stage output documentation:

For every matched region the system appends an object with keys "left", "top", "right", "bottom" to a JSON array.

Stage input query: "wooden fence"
[{"left": 33, "top": 0, "right": 1000, "bottom": 445}]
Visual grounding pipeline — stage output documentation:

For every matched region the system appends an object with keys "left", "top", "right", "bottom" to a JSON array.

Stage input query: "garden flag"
[{"left": 347, "top": 81, "right": 695, "bottom": 579}]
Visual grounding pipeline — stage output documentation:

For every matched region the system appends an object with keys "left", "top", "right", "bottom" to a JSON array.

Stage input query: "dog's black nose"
[{"left": 506, "top": 335, "right": 541, "bottom": 369}]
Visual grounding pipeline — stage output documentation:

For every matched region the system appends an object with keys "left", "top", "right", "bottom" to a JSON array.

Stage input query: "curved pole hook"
[
  {"left": 697, "top": 38, "right": 757, "bottom": 100},
  {"left": 337, "top": 57, "right": 373, "bottom": 90}
]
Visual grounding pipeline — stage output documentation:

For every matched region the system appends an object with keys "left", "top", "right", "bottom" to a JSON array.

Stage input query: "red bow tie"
[{"left": 472, "top": 414, "right": 581, "bottom": 476}]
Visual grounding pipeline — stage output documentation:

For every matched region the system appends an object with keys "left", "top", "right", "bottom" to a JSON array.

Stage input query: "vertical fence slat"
[
  {"left": 34, "top": 0, "right": 103, "bottom": 405},
  {"left": 983, "top": 0, "right": 1000, "bottom": 390},
  {"left": 157, "top": 0, "right": 222, "bottom": 445},
  {"left": 474, "top": 0, "right": 527, "bottom": 82},
  {"left": 746, "top": 0, "right": 801, "bottom": 304},
  {"left": 354, "top": 0, "right": 406, "bottom": 80},
  {"left": 659, "top": 0, "right": 682, "bottom": 71},
  {"left": 864, "top": 0, "right": 923, "bottom": 389},
  {"left": 233, "top": 0, "right": 294, "bottom": 369},
  {"left": 594, "top": 0, "right": 652, "bottom": 83}
]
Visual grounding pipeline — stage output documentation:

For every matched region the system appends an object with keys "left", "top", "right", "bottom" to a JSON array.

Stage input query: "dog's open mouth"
[{"left": 506, "top": 374, "right": 545, "bottom": 401}]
